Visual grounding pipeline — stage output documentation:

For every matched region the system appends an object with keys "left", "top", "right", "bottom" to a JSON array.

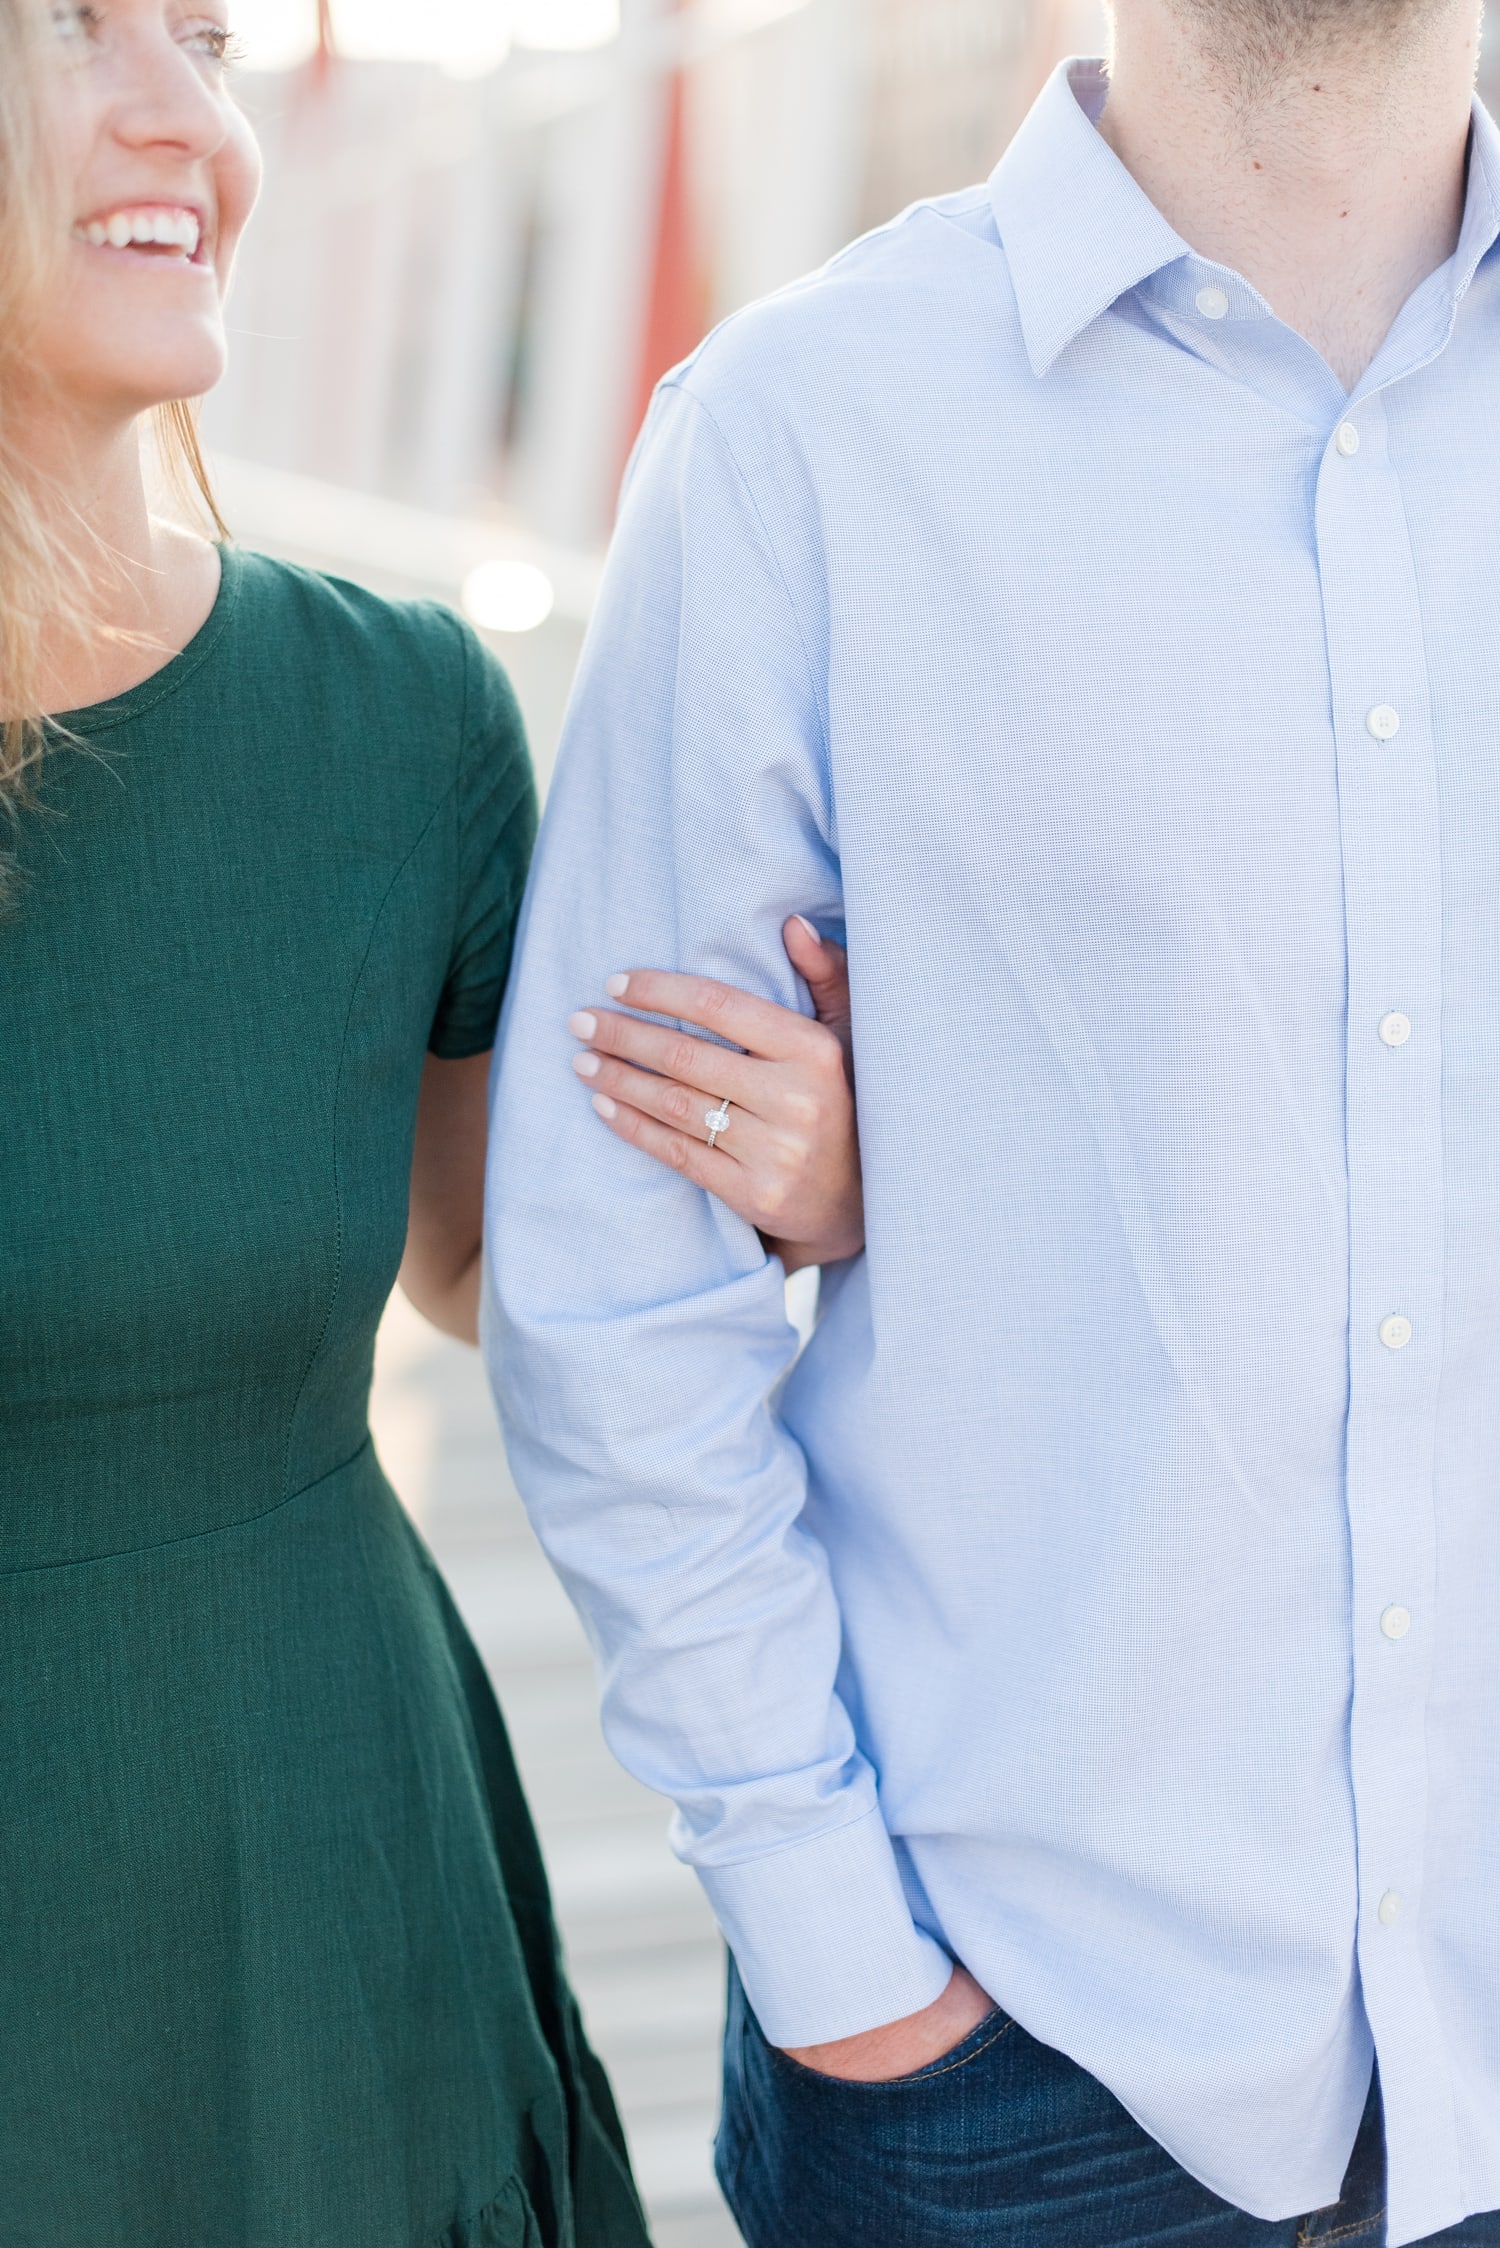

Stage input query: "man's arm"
[{"left": 484, "top": 376, "right": 951, "bottom": 2049}]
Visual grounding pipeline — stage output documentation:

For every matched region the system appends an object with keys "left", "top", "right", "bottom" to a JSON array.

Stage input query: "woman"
[{"left": 0, "top": 5, "right": 863, "bottom": 2243}]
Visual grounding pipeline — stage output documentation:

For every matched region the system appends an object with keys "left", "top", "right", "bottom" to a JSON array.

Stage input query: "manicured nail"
[
  {"left": 573, "top": 1051, "right": 601, "bottom": 1079},
  {"left": 591, "top": 1093, "right": 617, "bottom": 1119},
  {"left": 606, "top": 974, "right": 630, "bottom": 999},
  {"left": 794, "top": 916, "right": 824, "bottom": 946},
  {"left": 569, "top": 1011, "right": 597, "bottom": 1040}
]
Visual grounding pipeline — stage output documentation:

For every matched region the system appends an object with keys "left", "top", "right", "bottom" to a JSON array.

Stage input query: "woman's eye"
[
  {"left": 181, "top": 19, "right": 242, "bottom": 67},
  {"left": 49, "top": 2, "right": 102, "bottom": 43}
]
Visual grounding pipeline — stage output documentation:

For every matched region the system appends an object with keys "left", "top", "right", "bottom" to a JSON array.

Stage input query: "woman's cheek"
[{"left": 213, "top": 111, "right": 262, "bottom": 290}]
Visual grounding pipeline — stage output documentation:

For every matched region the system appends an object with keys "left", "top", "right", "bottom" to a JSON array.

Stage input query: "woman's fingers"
[
  {"left": 568, "top": 1005, "right": 757, "bottom": 1106},
  {"left": 591, "top": 1096, "right": 748, "bottom": 1205},
  {"left": 575, "top": 1047, "right": 754, "bottom": 1148},
  {"left": 581, "top": 1055, "right": 852, "bottom": 1245},
  {"left": 566, "top": 930, "right": 862, "bottom": 1264},
  {"left": 591, "top": 1092, "right": 806, "bottom": 1238},
  {"left": 599, "top": 968, "right": 826, "bottom": 1063}
]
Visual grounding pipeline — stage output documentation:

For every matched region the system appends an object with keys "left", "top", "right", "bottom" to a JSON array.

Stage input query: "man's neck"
[{"left": 1096, "top": 0, "right": 1482, "bottom": 389}]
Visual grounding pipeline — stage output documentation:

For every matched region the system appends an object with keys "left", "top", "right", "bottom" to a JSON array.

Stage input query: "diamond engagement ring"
[{"left": 705, "top": 1099, "right": 732, "bottom": 1149}]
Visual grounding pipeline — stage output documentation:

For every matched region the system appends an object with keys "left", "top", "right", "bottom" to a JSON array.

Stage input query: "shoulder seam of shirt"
[
  {"left": 803, "top": 186, "right": 997, "bottom": 284},
  {"left": 804, "top": 186, "right": 998, "bottom": 285},
  {"left": 809, "top": 185, "right": 998, "bottom": 268},
  {"left": 657, "top": 379, "right": 835, "bottom": 808},
  {"left": 687, "top": 186, "right": 997, "bottom": 346}
]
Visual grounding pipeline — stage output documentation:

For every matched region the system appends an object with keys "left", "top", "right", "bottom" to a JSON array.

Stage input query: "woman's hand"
[{"left": 568, "top": 916, "right": 863, "bottom": 1274}]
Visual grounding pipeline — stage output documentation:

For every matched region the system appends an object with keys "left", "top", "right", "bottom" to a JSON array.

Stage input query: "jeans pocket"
[
  {"left": 725, "top": 1986, "right": 1027, "bottom": 2248},
  {"left": 766, "top": 2005, "right": 1015, "bottom": 2093}
]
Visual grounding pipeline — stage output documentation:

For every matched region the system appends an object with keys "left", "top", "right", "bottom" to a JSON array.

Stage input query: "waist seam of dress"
[{"left": 0, "top": 1431, "right": 375, "bottom": 1582}]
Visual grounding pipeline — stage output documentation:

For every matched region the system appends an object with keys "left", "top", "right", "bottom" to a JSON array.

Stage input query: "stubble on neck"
[{"left": 1162, "top": 0, "right": 1450, "bottom": 107}]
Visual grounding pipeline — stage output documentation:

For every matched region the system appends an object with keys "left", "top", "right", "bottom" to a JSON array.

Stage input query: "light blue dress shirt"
[{"left": 486, "top": 60, "right": 1500, "bottom": 2242}]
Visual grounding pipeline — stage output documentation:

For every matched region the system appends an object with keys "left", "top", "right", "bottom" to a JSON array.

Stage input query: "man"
[{"left": 485, "top": 0, "right": 1500, "bottom": 2236}]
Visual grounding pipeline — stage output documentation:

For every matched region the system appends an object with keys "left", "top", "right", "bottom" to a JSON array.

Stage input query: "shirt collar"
[
  {"left": 1452, "top": 94, "right": 1500, "bottom": 300},
  {"left": 989, "top": 58, "right": 1189, "bottom": 378},
  {"left": 992, "top": 56, "right": 1500, "bottom": 381}
]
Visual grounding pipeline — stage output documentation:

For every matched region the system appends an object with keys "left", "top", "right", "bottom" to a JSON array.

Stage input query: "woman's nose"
[{"left": 110, "top": 23, "right": 228, "bottom": 160}]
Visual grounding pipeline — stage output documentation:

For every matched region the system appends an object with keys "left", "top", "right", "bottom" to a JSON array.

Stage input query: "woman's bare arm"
[{"left": 398, "top": 1049, "right": 490, "bottom": 1344}]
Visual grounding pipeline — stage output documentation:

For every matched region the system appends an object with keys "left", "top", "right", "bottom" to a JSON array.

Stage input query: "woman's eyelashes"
[
  {"left": 48, "top": 6, "right": 242, "bottom": 72},
  {"left": 181, "top": 19, "right": 242, "bottom": 69}
]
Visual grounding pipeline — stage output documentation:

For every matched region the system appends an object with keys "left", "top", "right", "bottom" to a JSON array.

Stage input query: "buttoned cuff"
[{"left": 696, "top": 1805, "right": 953, "bottom": 2047}]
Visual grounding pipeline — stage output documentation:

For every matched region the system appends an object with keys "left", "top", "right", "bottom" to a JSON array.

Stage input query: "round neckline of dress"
[{"left": 48, "top": 543, "right": 242, "bottom": 737}]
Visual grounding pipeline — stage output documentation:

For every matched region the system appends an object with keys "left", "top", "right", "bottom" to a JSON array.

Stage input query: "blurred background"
[{"left": 213, "top": 3, "right": 1499, "bottom": 2240}]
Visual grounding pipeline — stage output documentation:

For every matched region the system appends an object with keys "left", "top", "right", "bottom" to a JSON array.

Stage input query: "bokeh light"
[{"left": 461, "top": 560, "right": 558, "bottom": 635}]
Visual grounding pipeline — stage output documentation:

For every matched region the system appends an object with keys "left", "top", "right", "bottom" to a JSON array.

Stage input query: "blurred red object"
[{"left": 626, "top": 26, "right": 708, "bottom": 479}]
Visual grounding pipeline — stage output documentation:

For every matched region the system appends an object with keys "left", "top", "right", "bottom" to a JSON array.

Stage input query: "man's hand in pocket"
[{"left": 780, "top": 1965, "right": 998, "bottom": 2084}]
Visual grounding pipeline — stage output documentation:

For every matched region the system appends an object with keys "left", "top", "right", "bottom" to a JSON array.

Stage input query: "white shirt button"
[
  {"left": 1379, "top": 1314, "right": 1414, "bottom": 1351},
  {"left": 1366, "top": 704, "right": 1401, "bottom": 741},
  {"left": 1378, "top": 1890, "right": 1404, "bottom": 1926},
  {"left": 1379, "top": 1012, "right": 1412, "bottom": 1048},
  {"left": 1335, "top": 422, "right": 1361, "bottom": 457},
  {"left": 1381, "top": 1605, "right": 1412, "bottom": 1641},
  {"left": 1195, "top": 286, "right": 1229, "bottom": 320}
]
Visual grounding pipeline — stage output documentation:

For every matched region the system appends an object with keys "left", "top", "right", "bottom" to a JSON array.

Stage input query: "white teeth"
[{"left": 78, "top": 207, "right": 203, "bottom": 256}]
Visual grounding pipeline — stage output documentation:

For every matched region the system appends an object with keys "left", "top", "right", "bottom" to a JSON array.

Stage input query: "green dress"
[{"left": 0, "top": 547, "right": 651, "bottom": 2248}]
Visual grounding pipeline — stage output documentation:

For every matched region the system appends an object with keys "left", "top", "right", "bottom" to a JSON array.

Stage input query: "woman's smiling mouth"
[{"left": 72, "top": 204, "right": 205, "bottom": 260}]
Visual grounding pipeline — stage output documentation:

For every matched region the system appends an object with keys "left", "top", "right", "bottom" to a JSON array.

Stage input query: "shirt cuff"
[{"left": 695, "top": 1805, "right": 953, "bottom": 2047}]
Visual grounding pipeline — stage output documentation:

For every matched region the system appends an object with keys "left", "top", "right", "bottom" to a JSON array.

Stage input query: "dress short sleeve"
[{"left": 428, "top": 625, "right": 539, "bottom": 1059}]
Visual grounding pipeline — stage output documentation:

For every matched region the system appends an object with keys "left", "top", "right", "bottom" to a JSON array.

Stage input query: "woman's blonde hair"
[{"left": 0, "top": 0, "right": 227, "bottom": 872}]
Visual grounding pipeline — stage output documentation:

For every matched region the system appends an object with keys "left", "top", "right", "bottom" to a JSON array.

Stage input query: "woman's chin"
[
  {"left": 76, "top": 345, "right": 229, "bottom": 428},
  {"left": 33, "top": 284, "right": 230, "bottom": 422},
  {"left": 128, "top": 334, "right": 228, "bottom": 409}
]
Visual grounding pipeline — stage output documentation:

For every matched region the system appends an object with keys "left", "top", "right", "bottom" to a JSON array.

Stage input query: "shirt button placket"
[{"left": 1314, "top": 389, "right": 1451, "bottom": 2188}]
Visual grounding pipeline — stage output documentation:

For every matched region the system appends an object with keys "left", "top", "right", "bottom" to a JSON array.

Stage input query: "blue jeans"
[{"left": 716, "top": 1962, "right": 1500, "bottom": 2247}]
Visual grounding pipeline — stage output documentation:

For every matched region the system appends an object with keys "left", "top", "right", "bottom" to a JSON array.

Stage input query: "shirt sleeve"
[
  {"left": 484, "top": 377, "right": 951, "bottom": 2047},
  {"left": 428, "top": 624, "right": 539, "bottom": 1060}
]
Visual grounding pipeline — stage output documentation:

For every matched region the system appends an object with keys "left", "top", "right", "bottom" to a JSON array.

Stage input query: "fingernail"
[
  {"left": 606, "top": 974, "right": 630, "bottom": 999},
  {"left": 794, "top": 916, "right": 824, "bottom": 946},
  {"left": 568, "top": 1011, "right": 597, "bottom": 1040},
  {"left": 572, "top": 1051, "right": 601, "bottom": 1079},
  {"left": 591, "top": 1093, "right": 617, "bottom": 1119}
]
